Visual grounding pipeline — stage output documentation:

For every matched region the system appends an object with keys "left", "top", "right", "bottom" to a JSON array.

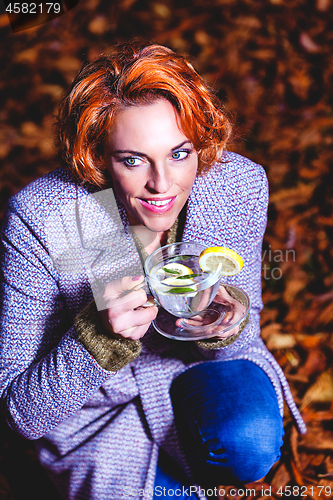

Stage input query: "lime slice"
[
  {"left": 198, "top": 247, "right": 243, "bottom": 276},
  {"left": 166, "top": 287, "right": 197, "bottom": 294}
]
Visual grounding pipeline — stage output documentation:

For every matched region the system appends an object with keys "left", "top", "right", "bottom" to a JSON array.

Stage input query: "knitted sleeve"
[
  {"left": 74, "top": 300, "right": 142, "bottom": 371},
  {"left": 0, "top": 199, "right": 122, "bottom": 440},
  {"left": 195, "top": 314, "right": 249, "bottom": 350}
]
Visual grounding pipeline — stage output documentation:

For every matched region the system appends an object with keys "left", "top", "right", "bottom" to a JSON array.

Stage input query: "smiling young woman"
[{"left": 0, "top": 41, "right": 306, "bottom": 500}]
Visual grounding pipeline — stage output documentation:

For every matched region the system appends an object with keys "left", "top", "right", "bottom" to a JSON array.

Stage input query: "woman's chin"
[
  {"left": 130, "top": 211, "right": 177, "bottom": 233},
  {"left": 146, "top": 216, "right": 177, "bottom": 233}
]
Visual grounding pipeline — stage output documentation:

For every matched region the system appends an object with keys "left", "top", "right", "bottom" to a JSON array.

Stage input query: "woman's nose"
[{"left": 146, "top": 165, "right": 173, "bottom": 193}]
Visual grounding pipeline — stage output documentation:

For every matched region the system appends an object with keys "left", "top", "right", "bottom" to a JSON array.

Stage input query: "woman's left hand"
[
  {"left": 177, "top": 285, "right": 247, "bottom": 339},
  {"left": 210, "top": 285, "right": 247, "bottom": 338}
]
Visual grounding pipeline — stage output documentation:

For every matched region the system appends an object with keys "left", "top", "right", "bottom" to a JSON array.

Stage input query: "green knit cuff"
[
  {"left": 195, "top": 313, "right": 249, "bottom": 350},
  {"left": 74, "top": 301, "right": 142, "bottom": 372}
]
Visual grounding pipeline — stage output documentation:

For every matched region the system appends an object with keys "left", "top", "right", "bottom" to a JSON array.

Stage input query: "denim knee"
[
  {"left": 171, "top": 360, "right": 284, "bottom": 485},
  {"left": 202, "top": 406, "right": 283, "bottom": 483}
]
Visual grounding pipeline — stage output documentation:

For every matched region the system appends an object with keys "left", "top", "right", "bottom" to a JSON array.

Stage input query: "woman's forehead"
[{"left": 106, "top": 99, "right": 189, "bottom": 152}]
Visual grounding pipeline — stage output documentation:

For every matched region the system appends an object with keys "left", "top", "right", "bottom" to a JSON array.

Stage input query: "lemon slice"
[
  {"left": 156, "top": 262, "right": 193, "bottom": 277},
  {"left": 198, "top": 247, "right": 243, "bottom": 276},
  {"left": 155, "top": 263, "right": 196, "bottom": 294}
]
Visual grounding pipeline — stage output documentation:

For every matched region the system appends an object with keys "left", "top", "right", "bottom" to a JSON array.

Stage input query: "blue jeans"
[{"left": 153, "top": 360, "right": 284, "bottom": 498}]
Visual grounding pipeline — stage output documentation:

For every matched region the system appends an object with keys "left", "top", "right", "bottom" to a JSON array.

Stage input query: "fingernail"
[{"left": 132, "top": 275, "right": 142, "bottom": 281}]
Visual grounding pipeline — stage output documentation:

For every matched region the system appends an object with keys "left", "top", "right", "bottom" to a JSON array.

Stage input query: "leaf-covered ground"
[{"left": 0, "top": 1, "right": 333, "bottom": 498}]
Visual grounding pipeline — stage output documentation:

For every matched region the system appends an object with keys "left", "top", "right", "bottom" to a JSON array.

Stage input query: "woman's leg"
[
  {"left": 153, "top": 449, "right": 199, "bottom": 499},
  {"left": 170, "top": 360, "right": 284, "bottom": 486}
]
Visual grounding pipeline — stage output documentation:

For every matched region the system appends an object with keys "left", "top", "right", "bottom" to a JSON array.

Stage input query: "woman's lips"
[{"left": 138, "top": 197, "right": 176, "bottom": 214}]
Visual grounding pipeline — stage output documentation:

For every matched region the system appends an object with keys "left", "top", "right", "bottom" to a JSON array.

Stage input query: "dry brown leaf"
[
  {"left": 297, "top": 349, "right": 327, "bottom": 379},
  {"left": 15, "top": 48, "right": 40, "bottom": 63},
  {"left": 289, "top": 68, "right": 312, "bottom": 99},
  {"left": 290, "top": 426, "right": 304, "bottom": 478},
  {"left": 316, "top": 0, "right": 330, "bottom": 11},
  {"left": 270, "top": 461, "right": 291, "bottom": 489},
  {"left": 153, "top": 3, "right": 171, "bottom": 18},
  {"left": 39, "top": 84, "right": 64, "bottom": 98},
  {"left": 119, "top": 0, "right": 139, "bottom": 10},
  {"left": 234, "top": 16, "right": 262, "bottom": 28},
  {"left": 312, "top": 302, "right": 333, "bottom": 327},
  {"left": 266, "top": 332, "right": 297, "bottom": 351},
  {"left": 300, "top": 439, "right": 333, "bottom": 452},
  {"left": 302, "top": 410, "right": 333, "bottom": 421},
  {"left": 269, "top": 182, "right": 319, "bottom": 209},
  {"left": 54, "top": 56, "right": 81, "bottom": 73},
  {"left": 260, "top": 307, "right": 279, "bottom": 326},
  {"left": 88, "top": 16, "right": 109, "bottom": 35},
  {"left": 0, "top": 14, "right": 10, "bottom": 28},
  {"left": 302, "top": 370, "right": 333, "bottom": 406},
  {"left": 283, "top": 277, "right": 308, "bottom": 303},
  {"left": 261, "top": 322, "right": 281, "bottom": 342},
  {"left": 318, "top": 472, "right": 333, "bottom": 478},
  {"left": 248, "top": 50, "right": 276, "bottom": 60},
  {"left": 299, "top": 33, "right": 320, "bottom": 53},
  {"left": 295, "top": 333, "right": 329, "bottom": 349}
]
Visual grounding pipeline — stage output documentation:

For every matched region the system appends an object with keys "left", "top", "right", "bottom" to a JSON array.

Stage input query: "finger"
[
  {"left": 111, "top": 306, "right": 158, "bottom": 334},
  {"left": 213, "top": 328, "right": 237, "bottom": 338},
  {"left": 175, "top": 316, "right": 204, "bottom": 327},
  {"left": 107, "top": 289, "right": 148, "bottom": 314},
  {"left": 117, "top": 323, "right": 152, "bottom": 340},
  {"left": 103, "top": 275, "right": 145, "bottom": 301},
  {"left": 214, "top": 287, "right": 232, "bottom": 305},
  {"left": 100, "top": 306, "right": 157, "bottom": 337},
  {"left": 212, "top": 327, "right": 238, "bottom": 339},
  {"left": 98, "top": 305, "right": 157, "bottom": 336},
  {"left": 221, "top": 311, "right": 234, "bottom": 324},
  {"left": 211, "top": 311, "right": 244, "bottom": 338}
]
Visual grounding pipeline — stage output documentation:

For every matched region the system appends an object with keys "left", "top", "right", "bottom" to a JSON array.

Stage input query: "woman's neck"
[{"left": 131, "top": 226, "right": 167, "bottom": 255}]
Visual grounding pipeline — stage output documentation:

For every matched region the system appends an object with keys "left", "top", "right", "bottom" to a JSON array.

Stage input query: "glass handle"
[{"left": 141, "top": 297, "right": 159, "bottom": 308}]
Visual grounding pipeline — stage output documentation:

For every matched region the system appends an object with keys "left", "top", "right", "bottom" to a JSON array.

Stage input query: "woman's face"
[{"left": 104, "top": 99, "right": 198, "bottom": 233}]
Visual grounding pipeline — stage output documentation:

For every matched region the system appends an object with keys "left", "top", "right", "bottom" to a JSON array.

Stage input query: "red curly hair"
[{"left": 56, "top": 41, "right": 232, "bottom": 187}]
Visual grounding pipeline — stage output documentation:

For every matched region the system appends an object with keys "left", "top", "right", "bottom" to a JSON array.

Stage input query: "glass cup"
[
  {"left": 145, "top": 241, "right": 222, "bottom": 318},
  {"left": 144, "top": 241, "right": 250, "bottom": 341}
]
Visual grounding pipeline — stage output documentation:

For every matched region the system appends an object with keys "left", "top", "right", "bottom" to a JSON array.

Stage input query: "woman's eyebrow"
[
  {"left": 111, "top": 149, "right": 146, "bottom": 156},
  {"left": 112, "top": 140, "right": 192, "bottom": 157},
  {"left": 171, "top": 140, "right": 192, "bottom": 151}
]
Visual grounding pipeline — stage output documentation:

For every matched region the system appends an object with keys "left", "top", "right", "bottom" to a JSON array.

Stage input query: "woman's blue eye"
[
  {"left": 124, "top": 157, "right": 142, "bottom": 166},
  {"left": 172, "top": 150, "right": 189, "bottom": 161}
]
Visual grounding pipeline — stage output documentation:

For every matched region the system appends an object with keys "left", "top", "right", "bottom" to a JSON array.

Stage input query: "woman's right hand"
[{"left": 98, "top": 275, "right": 158, "bottom": 341}]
